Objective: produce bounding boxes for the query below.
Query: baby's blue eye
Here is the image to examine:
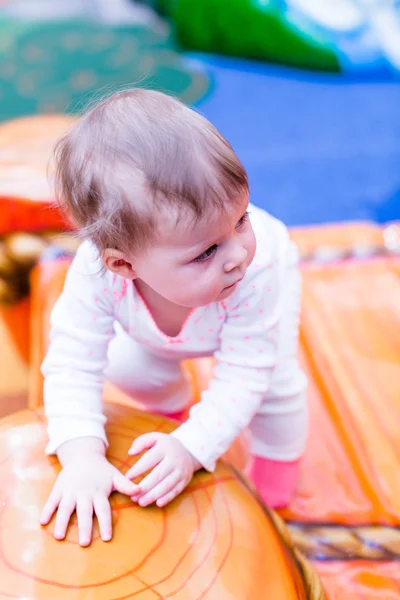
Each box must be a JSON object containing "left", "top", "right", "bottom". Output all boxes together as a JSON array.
[{"left": 195, "top": 244, "right": 218, "bottom": 263}]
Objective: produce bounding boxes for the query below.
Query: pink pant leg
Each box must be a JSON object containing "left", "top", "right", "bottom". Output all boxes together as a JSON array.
[{"left": 249, "top": 456, "right": 300, "bottom": 508}]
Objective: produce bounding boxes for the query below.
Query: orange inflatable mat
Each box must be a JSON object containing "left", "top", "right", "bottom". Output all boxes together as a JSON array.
[
  {"left": 281, "top": 255, "right": 400, "bottom": 598},
  {"left": 0, "top": 406, "right": 323, "bottom": 599}
]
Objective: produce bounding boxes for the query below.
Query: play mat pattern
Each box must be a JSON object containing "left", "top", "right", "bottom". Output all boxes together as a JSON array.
[{"left": 0, "top": 17, "right": 210, "bottom": 121}]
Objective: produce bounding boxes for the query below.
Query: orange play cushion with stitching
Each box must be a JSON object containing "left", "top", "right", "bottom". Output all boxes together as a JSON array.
[{"left": 0, "top": 405, "right": 318, "bottom": 599}]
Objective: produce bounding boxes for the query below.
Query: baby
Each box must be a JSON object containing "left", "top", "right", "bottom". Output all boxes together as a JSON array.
[{"left": 40, "top": 89, "right": 308, "bottom": 547}]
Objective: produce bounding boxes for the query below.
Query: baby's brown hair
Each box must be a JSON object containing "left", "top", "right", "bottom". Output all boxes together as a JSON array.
[{"left": 54, "top": 89, "right": 249, "bottom": 256}]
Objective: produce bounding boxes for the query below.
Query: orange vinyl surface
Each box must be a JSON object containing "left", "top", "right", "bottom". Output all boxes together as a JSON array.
[
  {"left": 0, "top": 406, "right": 312, "bottom": 599},
  {"left": 316, "top": 562, "right": 400, "bottom": 599},
  {"left": 280, "top": 256, "right": 400, "bottom": 599},
  {"left": 283, "top": 257, "right": 400, "bottom": 525}
]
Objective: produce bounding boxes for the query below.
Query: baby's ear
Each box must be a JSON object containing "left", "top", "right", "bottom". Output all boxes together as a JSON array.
[{"left": 102, "top": 248, "right": 137, "bottom": 279}]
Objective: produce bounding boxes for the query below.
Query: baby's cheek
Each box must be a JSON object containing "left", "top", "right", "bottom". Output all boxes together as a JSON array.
[
  {"left": 246, "top": 229, "right": 257, "bottom": 266},
  {"left": 197, "top": 279, "right": 221, "bottom": 305},
  {"left": 186, "top": 287, "right": 213, "bottom": 307},
  {"left": 161, "top": 266, "right": 219, "bottom": 307},
  {"left": 181, "top": 272, "right": 214, "bottom": 302},
  {"left": 166, "top": 279, "right": 200, "bottom": 306}
]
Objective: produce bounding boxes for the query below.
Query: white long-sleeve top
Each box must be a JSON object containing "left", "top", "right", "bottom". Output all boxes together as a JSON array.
[{"left": 42, "top": 205, "right": 292, "bottom": 471}]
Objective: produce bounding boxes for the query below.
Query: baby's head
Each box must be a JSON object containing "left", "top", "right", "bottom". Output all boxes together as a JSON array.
[{"left": 54, "top": 89, "right": 256, "bottom": 307}]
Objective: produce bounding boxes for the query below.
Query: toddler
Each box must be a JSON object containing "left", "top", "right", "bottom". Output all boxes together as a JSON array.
[{"left": 40, "top": 89, "right": 308, "bottom": 547}]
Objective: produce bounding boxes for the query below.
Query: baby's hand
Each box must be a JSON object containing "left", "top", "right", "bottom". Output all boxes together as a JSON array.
[
  {"left": 40, "top": 454, "right": 139, "bottom": 546},
  {"left": 126, "top": 433, "right": 201, "bottom": 508}
]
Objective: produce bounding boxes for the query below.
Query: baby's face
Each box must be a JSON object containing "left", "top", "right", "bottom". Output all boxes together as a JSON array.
[{"left": 132, "top": 193, "right": 256, "bottom": 308}]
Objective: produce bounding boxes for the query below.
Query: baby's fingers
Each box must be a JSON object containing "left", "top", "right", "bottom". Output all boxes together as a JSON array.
[
  {"left": 54, "top": 495, "right": 77, "bottom": 541},
  {"left": 93, "top": 494, "right": 112, "bottom": 542},
  {"left": 76, "top": 496, "right": 93, "bottom": 547},
  {"left": 156, "top": 481, "right": 186, "bottom": 508},
  {"left": 126, "top": 447, "right": 162, "bottom": 481},
  {"left": 112, "top": 469, "right": 140, "bottom": 497},
  {"left": 136, "top": 461, "right": 174, "bottom": 497},
  {"left": 138, "top": 471, "right": 180, "bottom": 507},
  {"left": 128, "top": 432, "right": 161, "bottom": 456},
  {"left": 40, "top": 488, "right": 61, "bottom": 526}
]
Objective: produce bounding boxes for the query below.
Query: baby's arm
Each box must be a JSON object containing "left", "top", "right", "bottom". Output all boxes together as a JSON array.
[
  {"left": 42, "top": 243, "right": 113, "bottom": 454},
  {"left": 40, "top": 242, "right": 138, "bottom": 544},
  {"left": 171, "top": 251, "right": 283, "bottom": 472}
]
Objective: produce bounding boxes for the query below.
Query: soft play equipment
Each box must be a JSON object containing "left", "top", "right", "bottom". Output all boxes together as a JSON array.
[
  {"left": 2, "top": 222, "right": 400, "bottom": 598},
  {"left": 2, "top": 108, "right": 400, "bottom": 597},
  {"left": 0, "top": 114, "right": 78, "bottom": 369},
  {"left": 159, "top": 0, "right": 400, "bottom": 74},
  {"left": 0, "top": 114, "right": 76, "bottom": 305},
  {"left": 0, "top": 408, "right": 322, "bottom": 598},
  {"left": 286, "top": 226, "right": 400, "bottom": 598},
  {"left": 0, "top": 114, "right": 73, "bottom": 235},
  {"left": 0, "top": 253, "right": 325, "bottom": 599}
]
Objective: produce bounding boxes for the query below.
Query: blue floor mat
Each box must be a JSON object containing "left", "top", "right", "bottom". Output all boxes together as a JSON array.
[{"left": 192, "top": 55, "right": 400, "bottom": 227}]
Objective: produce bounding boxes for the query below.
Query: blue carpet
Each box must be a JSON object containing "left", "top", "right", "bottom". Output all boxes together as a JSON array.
[{"left": 192, "top": 55, "right": 400, "bottom": 227}]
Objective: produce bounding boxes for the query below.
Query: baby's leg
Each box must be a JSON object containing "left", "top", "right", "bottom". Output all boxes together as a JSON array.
[
  {"left": 105, "top": 323, "right": 191, "bottom": 418},
  {"left": 249, "top": 245, "right": 308, "bottom": 508}
]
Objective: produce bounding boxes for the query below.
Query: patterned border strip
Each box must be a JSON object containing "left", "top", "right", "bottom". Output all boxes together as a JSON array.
[
  {"left": 288, "top": 523, "right": 400, "bottom": 561},
  {"left": 298, "top": 223, "right": 400, "bottom": 265}
]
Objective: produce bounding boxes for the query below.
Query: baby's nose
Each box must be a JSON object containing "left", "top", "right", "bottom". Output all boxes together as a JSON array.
[{"left": 224, "top": 244, "right": 247, "bottom": 273}]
